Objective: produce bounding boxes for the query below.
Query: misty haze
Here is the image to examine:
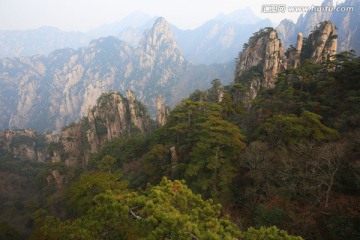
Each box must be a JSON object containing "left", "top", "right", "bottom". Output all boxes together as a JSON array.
[{"left": 0, "top": 0, "right": 359, "bottom": 239}]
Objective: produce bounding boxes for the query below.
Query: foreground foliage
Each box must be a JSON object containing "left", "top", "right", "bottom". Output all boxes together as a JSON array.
[{"left": 32, "top": 177, "right": 241, "bottom": 239}]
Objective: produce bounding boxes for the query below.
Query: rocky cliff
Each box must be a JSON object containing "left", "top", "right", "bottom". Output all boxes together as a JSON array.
[
  {"left": 54, "top": 91, "right": 153, "bottom": 166},
  {"left": 0, "top": 129, "right": 56, "bottom": 162},
  {"left": 234, "top": 21, "right": 337, "bottom": 105},
  {"left": 157, "top": 95, "right": 170, "bottom": 127},
  {"left": 131, "top": 17, "right": 187, "bottom": 108},
  {"left": 306, "top": 21, "right": 337, "bottom": 63},
  {"left": 234, "top": 27, "right": 286, "bottom": 103}
]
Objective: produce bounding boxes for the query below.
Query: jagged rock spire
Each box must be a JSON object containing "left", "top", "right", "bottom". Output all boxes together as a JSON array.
[{"left": 234, "top": 21, "right": 337, "bottom": 106}]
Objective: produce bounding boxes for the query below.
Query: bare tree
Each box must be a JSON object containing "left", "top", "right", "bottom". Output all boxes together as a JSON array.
[{"left": 312, "top": 142, "right": 345, "bottom": 207}]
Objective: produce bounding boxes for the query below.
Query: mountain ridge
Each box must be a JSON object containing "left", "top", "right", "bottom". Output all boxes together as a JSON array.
[
  {"left": 0, "top": 10, "right": 273, "bottom": 65},
  {"left": 0, "top": 17, "right": 233, "bottom": 132}
]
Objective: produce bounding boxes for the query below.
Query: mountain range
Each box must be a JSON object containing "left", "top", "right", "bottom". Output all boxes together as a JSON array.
[
  {"left": 0, "top": 17, "right": 233, "bottom": 132},
  {"left": 0, "top": 9, "right": 272, "bottom": 65},
  {"left": 1, "top": 0, "right": 358, "bottom": 66}
]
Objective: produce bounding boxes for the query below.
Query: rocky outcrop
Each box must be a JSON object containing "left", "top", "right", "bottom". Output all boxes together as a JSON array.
[
  {"left": 286, "top": 21, "right": 337, "bottom": 67},
  {"left": 0, "top": 129, "right": 54, "bottom": 162},
  {"left": 132, "top": 17, "right": 187, "bottom": 110},
  {"left": 157, "top": 96, "right": 169, "bottom": 127},
  {"left": 46, "top": 169, "right": 65, "bottom": 189},
  {"left": 234, "top": 21, "right": 337, "bottom": 105},
  {"left": 307, "top": 21, "right": 337, "bottom": 63},
  {"left": 54, "top": 91, "right": 153, "bottom": 166},
  {"left": 276, "top": 19, "right": 297, "bottom": 50},
  {"left": 276, "top": 0, "right": 334, "bottom": 49},
  {"left": 287, "top": 33, "right": 303, "bottom": 68},
  {"left": 136, "top": 17, "right": 185, "bottom": 69},
  {"left": 234, "top": 28, "right": 286, "bottom": 102}
]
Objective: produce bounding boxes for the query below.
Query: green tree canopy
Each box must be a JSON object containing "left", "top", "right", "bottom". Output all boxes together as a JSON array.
[{"left": 32, "top": 178, "right": 240, "bottom": 240}]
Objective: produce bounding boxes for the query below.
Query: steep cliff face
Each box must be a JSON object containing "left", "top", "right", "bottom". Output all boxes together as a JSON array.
[
  {"left": 136, "top": 17, "right": 185, "bottom": 69},
  {"left": 234, "top": 28, "right": 286, "bottom": 102},
  {"left": 53, "top": 91, "right": 153, "bottom": 166},
  {"left": 306, "top": 21, "right": 337, "bottom": 63},
  {"left": 287, "top": 33, "right": 303, "bottom": 68},
  {"left": 0, "top": 129, "right": 56, "bottom": 162},
  {"left": 0, "top": 55, "right": 47, "bottom": 130},
  {"left": 234, "top": 21, "right": 337, "bottom": 105},
  {"left": 157, "top": 95, "right": 170, "bottom": 127},
  {"left": 132, "top": 17, "right": 187, "bottom": 109}
]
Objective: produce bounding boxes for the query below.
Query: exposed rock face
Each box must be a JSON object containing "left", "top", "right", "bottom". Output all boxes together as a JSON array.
[
  {"left": 157, "top": 95, "right": 170, "bottom": 127},
  {"left": 263, "top": 31, "right": 284, "bottom": 88},
  {"left": 234, "top": 28, "right": 286, "bottom": 102},
  {"left": 287, "top": 33, "right": 303, "bottom": 68},
  {"left": 46, "top": 169, "right": 65, "bottom": 189},
  {"left": 136, "top": 17, "right": 185, "bottom": 69},
  {"left": 0, "top": 129, "right": 52, "bottom": 162},
  {"left": 131, "top": 17, "right": 187, "bottom": 110},
  {"left": 157, "top": 96, "right": 166, "bottom": 127},
  {"left": 277, "top": 0, "right": 334, "bottom": 49},
  {"left": 53, "top": 91, "right": 153, "bottom": 166},
  {"left": 307, "top": 21, "right": 337, "bottom": 63},
  {"left": 234, "top": 21, "right": 337, "bottom": 105},
  {"left": 277, "top": 0, "right": 359, "bottom": 54}
]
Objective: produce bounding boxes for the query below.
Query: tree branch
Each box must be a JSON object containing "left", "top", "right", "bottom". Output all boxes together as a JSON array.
[{"left": 129, "top": 209, "right": 142, "bottom": 220}]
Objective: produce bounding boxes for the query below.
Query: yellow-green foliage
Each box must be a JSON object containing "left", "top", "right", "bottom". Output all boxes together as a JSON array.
[{"left": 32, "top": 178, "right": 240, "bottom": 240}]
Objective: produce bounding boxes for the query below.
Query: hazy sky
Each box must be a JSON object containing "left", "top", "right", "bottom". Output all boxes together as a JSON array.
[{"left": 0, "top": 0, "right": 340, "bottom": 31}]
